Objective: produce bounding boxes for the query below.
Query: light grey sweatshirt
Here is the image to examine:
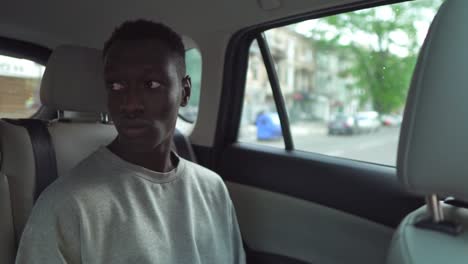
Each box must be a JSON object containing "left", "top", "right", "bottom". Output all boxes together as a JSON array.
[{"left": 16, "top": 147, "right": 246, "bottom": 264}]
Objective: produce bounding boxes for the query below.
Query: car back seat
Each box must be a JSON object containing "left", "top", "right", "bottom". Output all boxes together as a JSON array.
[
  {"left": 0, "top": 172, "right": 15, "bottom": 264},
  {"left": 0, "top": 45, "right": 196, "bottom": 264}
]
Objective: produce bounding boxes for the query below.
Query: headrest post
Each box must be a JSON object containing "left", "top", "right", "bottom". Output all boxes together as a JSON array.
[
  {"left": 57, "top": 110, "right": 65, "bottom": 121},
  {"left": 100, "top": 113, "right": 110, "bottom": 124},
  {"left": 426, "top": 194, "right": 444, "bottom": 223}
]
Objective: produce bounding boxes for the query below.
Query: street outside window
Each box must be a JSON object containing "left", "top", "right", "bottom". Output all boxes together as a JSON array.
[
  {"left": 238, "top": 0, "right": 444, "bottom": 166},
  {"left": 0, "top": 54, "right": 44, "bottom": 118}
]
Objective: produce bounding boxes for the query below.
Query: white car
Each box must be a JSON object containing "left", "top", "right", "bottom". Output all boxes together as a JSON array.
[{"left": 354, "top": 111, "right": 381, "bottom": 133}]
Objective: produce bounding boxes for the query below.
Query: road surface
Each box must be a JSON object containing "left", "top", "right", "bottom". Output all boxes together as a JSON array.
[{"left": 239, "top": 123, "right": 400, "bottom": 166}]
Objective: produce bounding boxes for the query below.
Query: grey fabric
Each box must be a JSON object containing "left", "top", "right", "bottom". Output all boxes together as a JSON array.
[
  {"left": 0, "top": 173, "right": 15, "bottom": 264},
  {"left": 0, "top": 121, "right": 36, "bottom": 242},
  {"left": 0, "top": 46, "right": 115, "bottom": 263},
  {"left": 40, "top": 45, "right": 108, "bottom": 113},
  {"left": 389, "top": 2, "right": 468, "bottom": 264},
  {"left": 48, "top": 122, "right": 116, "bottom": 177},
  {"left": 16, "top": 148, "right": 246, "bottom": 264},
  {"left": 0, "top": 120, "right": 116, "bottom": 248},
  {"left": 387, "top": 205, "right": 468, "bottom": 264},
  {"left": 397, "top": 0, "right": 468, "bottom": 201}
]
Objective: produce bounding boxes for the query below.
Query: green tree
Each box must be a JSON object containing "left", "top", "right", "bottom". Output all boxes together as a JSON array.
[{"left": 310, "top": 0, "right": 443, "bottom": 113}]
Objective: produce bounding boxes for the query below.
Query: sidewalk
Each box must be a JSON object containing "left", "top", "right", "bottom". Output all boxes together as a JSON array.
[
  {"left": 290, "top": 121, "right": 327, "bottom": 136},
  {"left": 239, "top": 121, "right": 327, "bottom": 142}
]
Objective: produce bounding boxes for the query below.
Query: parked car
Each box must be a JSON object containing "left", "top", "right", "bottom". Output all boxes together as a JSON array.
[
  {"left": 354, "top": 111, "right": 381, "bottom": 133},
  {"left": 381, "top": 114, "right": 403, "bottom": 127},
  {"left": 256, "top": 112, "right": 282, "bottom": 140},
  {"left": 328, "top": 114, "right": 357, "bottom": 135}
]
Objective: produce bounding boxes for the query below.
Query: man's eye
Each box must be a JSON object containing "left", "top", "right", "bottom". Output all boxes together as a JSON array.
[
  {"left": 146, "top": 81, "right": 162, "bottom": 89},
  {"left": 109, "top": 82, "right": 125, "bottom": 91}
]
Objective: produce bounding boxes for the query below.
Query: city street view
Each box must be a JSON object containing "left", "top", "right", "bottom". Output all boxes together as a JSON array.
[
  {"left": 240, "top": 122, "right": 400, "bottom": 166},
  {"left": 237, "top": 1, "right": 442, "bottom": 167}
]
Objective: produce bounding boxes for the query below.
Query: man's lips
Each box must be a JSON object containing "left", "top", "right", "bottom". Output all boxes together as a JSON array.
[
  {"left": 122, "top": 127, "right": 148, "bottom": 137},
  {"left": 118, "top": 120, "right": 151, "bottom": 137}
]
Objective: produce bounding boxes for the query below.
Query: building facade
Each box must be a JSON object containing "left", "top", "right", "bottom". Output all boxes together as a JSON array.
[{"left": 243, "top": 26, "right": 358, "bottom": 124}]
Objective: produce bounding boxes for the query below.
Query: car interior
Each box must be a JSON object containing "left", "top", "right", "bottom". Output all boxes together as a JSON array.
[{"left": 1, "top": 0, "right": 467, "bottom": 263}]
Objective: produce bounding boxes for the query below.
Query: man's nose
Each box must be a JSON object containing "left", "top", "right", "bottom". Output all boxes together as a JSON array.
[{"left": 120, "top": 87, "right": 145, "bottom": 115}]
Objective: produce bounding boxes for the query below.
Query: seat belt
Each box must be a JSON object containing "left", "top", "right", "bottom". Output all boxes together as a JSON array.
[{"left": 3, "top": 119, "right": 58, "bottom": 202}]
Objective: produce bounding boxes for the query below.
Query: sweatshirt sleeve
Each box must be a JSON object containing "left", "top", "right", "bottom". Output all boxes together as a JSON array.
[
  {"left": 15, "top": 191, "right": 81, "bottom": 264},
  {"left": 229, "top": 201, "right": 246, "bottom": 264}
]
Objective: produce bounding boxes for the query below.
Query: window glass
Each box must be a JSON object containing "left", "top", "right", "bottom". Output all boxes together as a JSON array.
[
  {"left": 178, "top": 48, "right": 202, "bottom": 123},
  {"left": 239, "top": 0, "right": 444, "bottom": 165},
  {"left": 238, "top": 40, "right": 285, "bottom": 148},
  {"left": 0, "top": 55, "right": 45, "bottom": 118}
]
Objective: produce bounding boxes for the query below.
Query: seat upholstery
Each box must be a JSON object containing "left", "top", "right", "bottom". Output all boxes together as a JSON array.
[
  {"left": 0, "top": 172, "right": 15, "bottom": 264},
  {"left": 0, "top": 45, "right": 116, "bottom": 264},
  {"left": 49, "top": 122, "right": 117, "bottom": 177},
  {"left": 397, "top": 0, "right": 468, "bottom": 201},
  {"left": 40, "top": 45, "right": 108, "bottom": 113},
  {"left": 388, "top": 206, "right": 468, "bottom": 264},
  {"left": 388, "top": 1, "right": 468, "bottom": 263},
  {"left": 0, "top": 120, "right": 37, "bottom": 251}
]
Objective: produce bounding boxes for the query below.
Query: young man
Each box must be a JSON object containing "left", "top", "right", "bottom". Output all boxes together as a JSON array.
[{"left": 16, "top": 20, "right": 246, "bottom": 264}]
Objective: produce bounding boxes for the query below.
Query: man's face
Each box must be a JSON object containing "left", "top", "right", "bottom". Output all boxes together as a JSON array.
[{"left": 104, "top": 39, "right": 190, "bottom": 152}]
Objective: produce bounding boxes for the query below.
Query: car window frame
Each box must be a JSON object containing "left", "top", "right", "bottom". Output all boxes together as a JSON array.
[{"left": 214, "top": 0, "right": 410, "bottom": 168}]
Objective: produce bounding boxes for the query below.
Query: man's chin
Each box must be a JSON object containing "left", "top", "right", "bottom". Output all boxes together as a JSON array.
[{"left": 118, "top": 137, "right": 158, "bottom": 153}]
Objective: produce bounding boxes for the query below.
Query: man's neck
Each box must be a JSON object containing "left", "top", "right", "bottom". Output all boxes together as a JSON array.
[{"left": 107, "top": 139, "right": 174, "bottom": 173}]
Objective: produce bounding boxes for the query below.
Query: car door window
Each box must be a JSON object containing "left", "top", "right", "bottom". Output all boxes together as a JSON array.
[
  {"left": 239, "top": 40, "right": 285, "bottom": 148},
  {"left": 239, "top": 0, "right": 444, "bottom": 166}
]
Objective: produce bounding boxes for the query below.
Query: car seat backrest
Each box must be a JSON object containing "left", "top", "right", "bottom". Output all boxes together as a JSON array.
[
  {"left": 0, "top": 172, "right": 15, "bottom": 264},
  {"left": 388, "top": 1, "right": 468, "bottom": 263}
]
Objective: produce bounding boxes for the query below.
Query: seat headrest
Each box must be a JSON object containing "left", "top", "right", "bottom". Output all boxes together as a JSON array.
[
  {"left": 398, "top": 0, "right": 468, "bottom": 201},
  {"left": 40, "top": 45, "right": 108, "bottom": 113}
]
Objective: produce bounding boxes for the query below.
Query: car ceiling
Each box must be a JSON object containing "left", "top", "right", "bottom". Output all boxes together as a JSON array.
[{"left": 0, "top": 0, "right": 376, "bottom": 50}]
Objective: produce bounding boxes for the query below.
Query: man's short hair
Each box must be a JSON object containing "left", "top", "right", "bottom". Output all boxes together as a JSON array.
[{"left": 103, "top": 19, "right": 186, "bottom": 75}]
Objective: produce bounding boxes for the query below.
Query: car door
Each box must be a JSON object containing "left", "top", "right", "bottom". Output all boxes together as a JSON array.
[{"left": 192, "top": 1, "right": 444, "bottom": 263}]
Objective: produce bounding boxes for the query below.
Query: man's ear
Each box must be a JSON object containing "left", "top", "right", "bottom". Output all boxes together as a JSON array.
[{"left": 180, "top": 75, "right": 192, "bottom": 107}]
